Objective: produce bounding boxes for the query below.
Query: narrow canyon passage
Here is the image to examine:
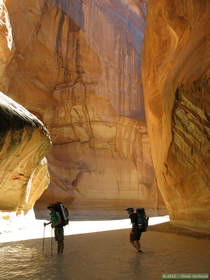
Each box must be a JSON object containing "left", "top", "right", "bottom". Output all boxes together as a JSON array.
[
  {"left": 0, "top": 0, "right": 209, "bottom": 279},
  {"left": 0, "top": 228, "right": 210, "bottom": 280}
]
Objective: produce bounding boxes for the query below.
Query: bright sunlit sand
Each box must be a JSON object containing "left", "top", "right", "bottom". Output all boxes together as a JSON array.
[{"left": 0, "top": 210, "right": 169, "bottom": 243}]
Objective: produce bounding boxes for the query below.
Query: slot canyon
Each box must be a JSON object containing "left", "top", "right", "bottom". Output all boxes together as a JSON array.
[{"left": 0, "top": 0, "right": 209, "bottom": 279}]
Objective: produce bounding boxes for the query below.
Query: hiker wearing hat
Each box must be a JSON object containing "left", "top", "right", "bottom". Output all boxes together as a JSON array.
[
  {"left": 44, "top": 204, "right": 64, "bottom": 255},
  {"left": 126, "top": 208, "right": 143, "bottom": 253}
]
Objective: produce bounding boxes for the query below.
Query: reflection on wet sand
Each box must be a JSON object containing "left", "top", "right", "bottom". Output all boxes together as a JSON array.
[{"left": 0, "top": 226, "right": 210, "bottom": 280}]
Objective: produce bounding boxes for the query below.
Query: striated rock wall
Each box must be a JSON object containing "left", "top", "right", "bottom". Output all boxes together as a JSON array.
[
  {"left": 0, "top": 1, "right": 13, "bottom": 92},
  {"left": 142, "top": 0, "right": 210, "bottom": 231},
  {"left": 24, "top": 158, "right": 50, "bottom": 212},
  {"left": 0, "top": 0, "right": 165, "bottom": 215},
  {"left": 3, "top": 0, "right": 146, "bottom": 119},
  {"left": 0, "top": 93, "right": 51, "bottom": 213}
]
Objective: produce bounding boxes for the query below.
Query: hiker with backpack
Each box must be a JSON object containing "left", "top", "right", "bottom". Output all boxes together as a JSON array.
[
  {"left": 44, "top": 202, "right": 69, "bottom": 255},
  {"left": 126, "top": 207, "right": 149, "bottom": 253}
]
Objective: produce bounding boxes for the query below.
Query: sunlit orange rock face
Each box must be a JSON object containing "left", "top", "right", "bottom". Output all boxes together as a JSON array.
[
  {"left": 0, "top": 93, "right": 51, "bottom": 213},
  {"left": 142, "top": 0, "right": 210, "bottom": 232},
  {"left": 0, "top": 0, "right": 166, "bottom": 216}
]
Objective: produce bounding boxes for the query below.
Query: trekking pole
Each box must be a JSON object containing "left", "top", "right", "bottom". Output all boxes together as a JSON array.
[
  {"left": 51, "top": 227, "right": 53, "bottom": 256},
  {"left": 42, "top": 224, "right": 45, "bottom": 253}
]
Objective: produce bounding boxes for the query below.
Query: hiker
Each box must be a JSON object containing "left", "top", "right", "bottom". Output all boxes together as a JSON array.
[
  {"left": 44, "top": 204, "right": 64, "bottom": 255},
  {"left": 126, "top": 207, "right": 143, "bottom": 253}
]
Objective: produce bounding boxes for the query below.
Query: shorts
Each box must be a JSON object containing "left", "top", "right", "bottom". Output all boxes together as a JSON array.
[
  {"left": 55, "top": 226, "right": 64, "bottom": 242},
  {"left": 130, "top": 229, "right": 142, "bottom": 241}
]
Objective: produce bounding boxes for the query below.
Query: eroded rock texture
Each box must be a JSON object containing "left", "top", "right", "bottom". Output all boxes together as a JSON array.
[
  {"left": 0, "top": 93, "right": 51, "bottom": 213},
  {"left": 0, "top": 0, "right": 165, "bottom": 215},
  {"left": 142, "top": 0, "right": 210, "bottom": 231},
  {"left": 0, "top": 1, "right": 13, "bottom": 91}
]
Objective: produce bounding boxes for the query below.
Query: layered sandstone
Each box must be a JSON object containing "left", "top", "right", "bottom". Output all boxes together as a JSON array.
[
  {"left": 0, "top": 1, "right": 13, "bottom": 92},
  {"left": 142, "top": 0, "right": 210, "bottom": 232},
  {"left": 0, "top": 93, "right": 51, "bottom": 213},
  {"left": 0, "top": 0, "right": 165, "bottom": 215}
]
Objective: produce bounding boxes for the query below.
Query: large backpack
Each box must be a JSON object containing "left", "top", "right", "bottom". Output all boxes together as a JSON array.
[
  {"left": 54, "top": 202, "right": 70, "bottom": 226},
  {"left": 136, "top": 208, "right": 149, "bottom": 232}
]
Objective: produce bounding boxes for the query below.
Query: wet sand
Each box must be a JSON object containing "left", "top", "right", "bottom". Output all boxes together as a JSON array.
[{"left": 0, "top": 229, "right": 210, "bottom": 280}]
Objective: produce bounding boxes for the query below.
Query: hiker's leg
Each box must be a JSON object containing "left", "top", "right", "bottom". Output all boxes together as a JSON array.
[
  {"left": 60, "top": 240, "right": 64, "bottom": 254},
  {"left": 57, "top": 240, "right": 64, "bottom": 254},
  {"left": 56, "top": 226, "right": 64, "bottom": 254},
  {"left": 57, "top": 241, "right": 62, "bottom": 254},
  {"left": 138, "top": 240, "right": 141, "bottom": 250},
  {"left": 130, "top": 240, "right": 135, "bottom": 248},
  {"left": 60, "top": 227, "right": 64, "bottom": 254},
  {"left": 137, "top": 232, "right": 143, "bottom": 252},
  {"left": 57, "top": 241, "right": 60, "bottom": 254},
  {"left": 132, "top": 229, "right": 139, "bottom": 250},
  {"left": 138, "top": 232, "right": 142, "bottom": 251},
  {"left": 133, "top": 241, "right": 140, "bottom": 251},
  {"left": 130, "top": 231, "right": 135, "bottom": 248},
  {"left": 133, "top": 230, "right": 142, "bottom": 251},
  {"left": 55, "top": 227, "right": 59, "bottom": 254}
]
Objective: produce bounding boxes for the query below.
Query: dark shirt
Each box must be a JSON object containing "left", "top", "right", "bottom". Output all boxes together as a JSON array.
[{"left": 129, "top": 213, "right": 138, "bottom": 229}]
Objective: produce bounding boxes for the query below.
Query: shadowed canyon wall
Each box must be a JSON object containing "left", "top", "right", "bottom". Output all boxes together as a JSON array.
[
  {"left": 142, "top": 0, "right": 210, "bottom": 232},
  {"left": 0, "top": 92, "right": 51, "bottom": 213},
  {"left": 0, "top": 0, "right": 166, "bottom": 216}
]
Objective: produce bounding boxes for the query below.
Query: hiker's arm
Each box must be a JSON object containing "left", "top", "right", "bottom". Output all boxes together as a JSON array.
[{"left": 44, "top": 222, "right": 51, "bottom": 226}]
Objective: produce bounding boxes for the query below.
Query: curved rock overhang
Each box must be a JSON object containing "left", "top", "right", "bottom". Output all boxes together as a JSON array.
[{"left": 0, "top": 92, "right": 51, "bottom": 213}]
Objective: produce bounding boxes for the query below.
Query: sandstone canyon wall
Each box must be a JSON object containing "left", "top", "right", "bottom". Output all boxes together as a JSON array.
[
  {"left": 142, "top": 0, "right": 210, "bottom": 232},
  {"left": 0, "top": 0, "right": 165, "bottom": 216},
  {"left": 0, "top": 92, "right": 51, "bottom": 213}
]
